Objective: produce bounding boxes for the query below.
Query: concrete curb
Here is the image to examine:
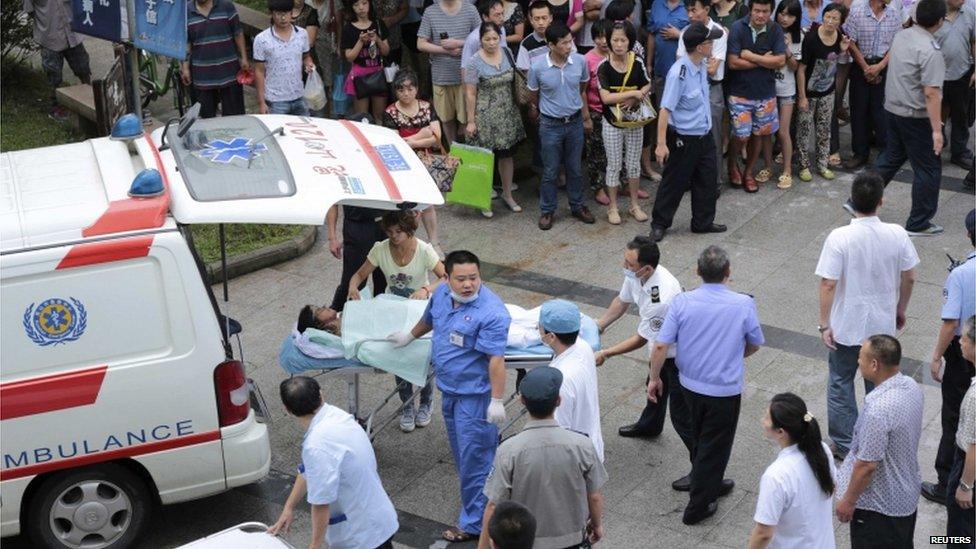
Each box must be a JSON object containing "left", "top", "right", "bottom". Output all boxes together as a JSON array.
[{"left": 205, "top": 226, "right": 317, "bottom": 284}]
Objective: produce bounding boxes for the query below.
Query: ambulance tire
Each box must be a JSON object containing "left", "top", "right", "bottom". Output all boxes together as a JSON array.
[{"left": 26, "top": 463, "right": 150, "bottom": 549}]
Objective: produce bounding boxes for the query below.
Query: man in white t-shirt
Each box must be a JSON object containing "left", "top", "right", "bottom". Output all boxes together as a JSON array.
[
  {"left": 815, "top": 171, "right": 919, "bottom": 460},
  {"left": 271, "top": 376, "right": 399, "bottom": 549},
  {"left": 539, "top": 299, "right": 605, "bottom": 461}
]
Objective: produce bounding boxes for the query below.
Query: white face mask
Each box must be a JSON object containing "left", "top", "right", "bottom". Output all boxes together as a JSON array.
[
  {"left": 451, "top": 290, "right": 479, "bottom": 304},
  {"left": 622, "top": 268, "right": 639, "bottom": 280}
]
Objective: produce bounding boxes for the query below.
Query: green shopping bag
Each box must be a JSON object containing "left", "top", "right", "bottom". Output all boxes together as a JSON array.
[{"left": 445, "top": 143, "right": 494, "bottom": 211}]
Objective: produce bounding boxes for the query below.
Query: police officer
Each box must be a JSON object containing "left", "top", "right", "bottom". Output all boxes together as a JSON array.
[
  {"left": 649, "top": 22, "right": 727, "bottom": 243},
  {"left": 479, "top": 367, "right": 608, "bottom": 549},
  {"left": 388, "top": 250, "right": 511, "bottom": 543},
  {"left": 922, "top": 209, "right": 976, "bottom": 504}
]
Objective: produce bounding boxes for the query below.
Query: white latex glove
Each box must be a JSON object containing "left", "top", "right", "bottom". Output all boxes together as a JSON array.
[
  {"left": 487, "top": 398, "right": 507, "bottom": 426},
  {"left": 387, "top": 331, "right": 415, "bottom": 348}
]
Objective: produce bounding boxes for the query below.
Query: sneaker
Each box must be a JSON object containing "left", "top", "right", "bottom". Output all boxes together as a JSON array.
[
  {"left": 819, "top": 169, "right": 836, "bottom": 180},
  {"left": 415, "top": 404, "right": 432, "bottom": 427},
  {"left": 400, "top": 408, "right": 416, "bottom": 432},
  {"left": 48, "top": 105, "right": 70, "bottom": 122},
  {"left": 798, "top": 168, "right": 813, "bottom": 182},
  {"left": 607, "top": 207, "right": 621, "bottom": 225},
  {"left": 907, "top": 224, "right": 944, "bottom": 236},
  {"left": 842, "top": 199, "right": 855, "bottom": 217},
  {"left": 481, "top": 209, "right": 494, "bottom": 218}
]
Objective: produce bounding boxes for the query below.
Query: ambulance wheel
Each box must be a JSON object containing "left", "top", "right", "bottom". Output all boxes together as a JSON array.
[{"left": 26, "top": 463, "right": 150, "bottom": 549}]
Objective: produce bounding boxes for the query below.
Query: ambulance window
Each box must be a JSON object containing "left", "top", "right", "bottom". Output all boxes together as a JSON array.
[{"left": 167, "top": 115, "right": 296, "bottom": 202}]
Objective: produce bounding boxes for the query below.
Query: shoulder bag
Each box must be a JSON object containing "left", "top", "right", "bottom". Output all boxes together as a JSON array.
[{"left": 609, "top": 51, "right": 657, "bottom": 129}]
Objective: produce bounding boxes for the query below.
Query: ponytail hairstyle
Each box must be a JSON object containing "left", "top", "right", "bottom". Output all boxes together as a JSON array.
[{"left": 769, "top": 392, "right": 834, "bottom": 496}]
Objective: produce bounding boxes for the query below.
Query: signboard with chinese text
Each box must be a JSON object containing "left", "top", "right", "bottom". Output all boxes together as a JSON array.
[
  {"left": 93, "top": 49, "right": 131, "bottom": 136},
  {"left": 71, "top": 0, "right": 127, "bottom": 42},
  {"left": 133, "top": 0, "right": 187, "bottom": 59}
]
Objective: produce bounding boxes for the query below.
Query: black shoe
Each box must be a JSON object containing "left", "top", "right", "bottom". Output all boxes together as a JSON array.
[
  {"left": 682, "top": 501, "right": 718, "bottom": 525},
  {"left": 651, "top": 226, "right": 666, "bottom": 242},
  {"left": 618, "top": 423, "right": 658, "bottom": 438},
  {"left": 538, "top": 213, "right": 553, "bottom": 231},
  {"left": 966, "top": 169, "right": 975, "bottom": 188},
  {"left": 692, "top": 223, "right": 727, "bottom": 234},
  {"left": 718, "top": 479, "right": 735, "bottom": 497},
  {"left": 921, "top": 481, "right": 947, "bottom": 505},
  {"left": 951, "top": 153, "right": 974, "bottom": 170},
  {"left": 571, "top": 206, "right": 596, "bottom": 224},
  {"left": 844, "top": 155, "right": 867, "bottom": 170},
  {"left": 671, "top": 474, "right": 691, "bottom": 491}
]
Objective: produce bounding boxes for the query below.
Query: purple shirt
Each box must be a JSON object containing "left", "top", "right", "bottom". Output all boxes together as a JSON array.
[{"left": 656, "top": 283, "right": 764, "bottom": 397}]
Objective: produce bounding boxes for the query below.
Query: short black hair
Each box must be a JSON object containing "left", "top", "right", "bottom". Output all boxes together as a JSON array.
[
  {"left": 866, "top": 334, "right": 901, "bottom": 368},
  {"left": 751, "top": 0, "right": 774, "bottom": 8},
  {"left": 297, "top": 305, "right": 316, "bottom": 334},
  {"left": 524, "top": 395, "right": 559, "bottom": 418},
  {"left": 697, "top": 245, "right": 730, "bottom": 283},
  {"left": 268, "top": 0, "right": 292, "bottom": 11},
  {"left": 821, "top": 2, "right": 848, "bottom": 23},
  {"left": 850, "top": 171, "right": 884, "bottom": 214},
  {"left": 604, "top": 0, "right": 635, "bottom": 21},
  {"left": 480, "top": 21, "right": 502, "bottom": 39},
  {"left": 590, "top": 18, "right": 608, "bottom": 40},
  {"left": 543, "top": 329, "right": 580, "bottom": 346},
  {"left": 607, "top": 19, "right": 637, "bottom": 50},
  {"left": 626, "top": 235, "right": 661, "bottom": 268},
  {"left": 684, "top": 0, "right": 709, "bottom": 10},
  {"left": 280, "top": 376, "right": 322, "bottom": 416},
  {"left": 444, "top": 250, "right": 480, "bottom": 275},
  {"left": 488, "top": 501, "right": 537, "bottom": 549},
  {"left": 914, "top": 0, "right": 946, "bottom": 27},
  {"left": 545, "top": 21, "right": 572, "bottom": 43},
  {"left": 528, "top": 0, "right": 552, "bottom": 16},
  {"left": 478, "top": 0, "right": 503, "bottom": 17}
]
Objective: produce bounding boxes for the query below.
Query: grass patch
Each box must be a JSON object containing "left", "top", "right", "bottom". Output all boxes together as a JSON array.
[
  {"left": 190, "top": 223, "right": 308, "bottom": 264},
  {"left": 1, "top": 65, "right": 84, "bottom": 152}
]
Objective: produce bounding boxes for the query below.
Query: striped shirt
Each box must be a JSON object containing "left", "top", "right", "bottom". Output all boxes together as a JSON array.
[
  {"left": 187, "top": 0, "right": 243, "bottom": 89},
  {"left": 418, "top": 0, "right": 481, "bottom": 85},
  {"left": 844, "top": 1, "right": 901, "bottom": 59}
]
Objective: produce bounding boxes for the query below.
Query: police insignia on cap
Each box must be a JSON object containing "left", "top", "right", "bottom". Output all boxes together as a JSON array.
[{"left": 651, "top": 286, "right": 661, "bottom": 303}]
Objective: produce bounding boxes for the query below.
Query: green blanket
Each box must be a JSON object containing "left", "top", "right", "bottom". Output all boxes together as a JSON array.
[{"left": 339, "top": 294, "right": 432, "bottom": 387}]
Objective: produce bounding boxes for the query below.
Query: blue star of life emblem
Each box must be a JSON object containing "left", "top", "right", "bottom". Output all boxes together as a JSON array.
[{"left": 198, "top": 137, "right": 268, "bottom": 164}]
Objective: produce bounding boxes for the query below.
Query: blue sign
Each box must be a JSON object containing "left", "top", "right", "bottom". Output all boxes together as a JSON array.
[
  {"left": 71, "top": 0, "right": 125, "bottom": 43},
  {"left": 375, "top": 144, "right": 411, "bottom": 172},
  {"left": 198, "top": 138, "right": 268, "bottom": 164},
  {"left": 23, "top": 298, "right": 88, "bottom": 347},
  {"left": 133, "top": 0, "right": 187, "bottom": 59}
]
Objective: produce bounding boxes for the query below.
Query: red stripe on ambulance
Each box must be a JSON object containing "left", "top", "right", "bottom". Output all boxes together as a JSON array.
[
  {"left": 56, "top": 235, "right": 154, "bottom": 270},
  {"left": 339, "top": 120, "right": 403, "bottom": 202},
  {"left": 0, "top": 365, "right": 108, "bottom": 421}
]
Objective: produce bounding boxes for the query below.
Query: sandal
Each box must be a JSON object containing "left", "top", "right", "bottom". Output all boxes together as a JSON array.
[
  {"left": 774, "top": 152, "right": 783, "bottom": 165},
  {"left": 637, "top": 188, "right": 650, "bottom": 199},
  {"left": 629, "top": 204, "right": 648, "bottom": 222},
  {"left": 641, "top": 168, "right": 662, "bottom": 182},
  {"left": 828, "top": 153, "right": 841, "bottom": 167},
  {"left": 777, "top": 173, "right": 793, "bottom": 189},
  {"left": 594, "top": 189, "right": 611, "bottom": 206},
  {"left": 443, "top": 527, "right": 477, "bottom": 543},
  {"left": 755, "top": 169, "right": 772, "bottom": 183},
  {"left": 729, "top": 165, "right": 742, "bottom": 186},
  {"left": 502, "top": 196, "right": 522, "bottom": 212}
]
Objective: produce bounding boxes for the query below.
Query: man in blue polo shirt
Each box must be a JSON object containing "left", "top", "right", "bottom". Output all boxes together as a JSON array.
[
  {"left": 646, "top": 0, "right": 688, "bottom": 102},
  {"left": 650, "top": 22, "right": 727, "bottom": 243},
  {"left": 388, "top": 250, "right": 511, "bottom": 543},
  {"left": 647, "top": 245, "right": 764, "bottom": 525},
  {"left": 527, "top": 21, "right": 596, "bottom": 231}
]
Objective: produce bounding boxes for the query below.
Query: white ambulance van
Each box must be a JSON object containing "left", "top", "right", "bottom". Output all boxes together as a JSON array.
[{"left": 0, "top": 110, "right": 443, "bottom": 548}]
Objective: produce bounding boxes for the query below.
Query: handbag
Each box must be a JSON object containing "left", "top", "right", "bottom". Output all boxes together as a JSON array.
[
  {"left": 353, "top": 69, "right": 387, "bottom": 99},
  {"left": 609, "top": 52, "right": 657, "bottom": 129},
  {"left": 417, "top": 123, "right": 461, "bottom": 193},
  {"left": 502, "top": 47, "right": 532, "bottom": 106}
]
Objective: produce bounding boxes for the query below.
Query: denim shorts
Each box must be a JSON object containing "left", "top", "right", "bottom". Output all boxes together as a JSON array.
[
  {"left": 728, "top": 95, "right": 779, "bottom": 138},
  {"left": 266, "top": 97, "right": 309, "bottom": 116},
  {"left": 777, "top": 95, "right": 796, "bottom": 107}
]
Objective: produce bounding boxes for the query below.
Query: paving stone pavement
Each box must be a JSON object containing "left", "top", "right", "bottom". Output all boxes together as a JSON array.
[{"left": 9, "top": 32, "right": 975, "bottom": 549}]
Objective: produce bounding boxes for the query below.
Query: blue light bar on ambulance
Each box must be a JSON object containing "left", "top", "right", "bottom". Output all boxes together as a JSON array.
[
  {"left": 128, "top": 169, "right": 165, "bottom": 198},
  {"left": 110, "top": 113, "right": 143, "bottom": 141}
]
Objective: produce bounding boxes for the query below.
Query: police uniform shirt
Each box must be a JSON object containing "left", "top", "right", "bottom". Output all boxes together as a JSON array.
[
  {"left": 550, "top": 340, "right": 605, "bottom": 462},
  {"left": 422, "top": 283, "right": 511, "bottom": 395},
  {"left": 302, "top": 403, "right": 399, "bottom": 549},
  {"left": 484, "top": 420, "right": 608, "bottom": 549},
  {"left": 883, "top": 25, "right": 946, "bottom": 119},
  {"left": 617, "top": 264, "right": 683, "bottom": 359},
  {"left": 659, "top": 55, "right": 712, "bottom": 136},
  {"left": 943, "top": 251, "right": 976, "bottom": 337}
]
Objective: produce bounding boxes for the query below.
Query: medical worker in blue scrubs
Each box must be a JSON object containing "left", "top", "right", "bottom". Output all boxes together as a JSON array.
[{"left": 388, "top": 249, "right": 511, "bottom": 543}]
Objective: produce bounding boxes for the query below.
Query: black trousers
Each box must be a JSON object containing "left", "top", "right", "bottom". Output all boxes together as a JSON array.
[
  {"left": 329, "top": 219, "right": 387, "bottom": 311},
  {"left": 849, "top": 64, "right": 888, "bottom": 159},
  {"left": 874, "top": 111, "right": 943, "bottom": 232},
  {"left": 195, "top": 83, "right": 246, "bottom": 119},
  {"left": 631, "top": 359, "right": 694, "bottom": 455},
  {"left": 683, "top": 387, "right": 740, "bottom": 517},
  {"left": 947, "top": 446, "right": 976, "bottom": 546},
  {"left": 944, "top": 71, "right": 975, "bottom": 159},
  {"left": 651, "top": 128, "right": 718, "bottom": 232},
  {"left": 850, "top": 509, "right": 916, "bottom": 549},
  {"left": 374, "top": 535, "right": 395, "bottom": 549},
  {"left": 936, "top": 337, "right": 976, "bottom": 487}
]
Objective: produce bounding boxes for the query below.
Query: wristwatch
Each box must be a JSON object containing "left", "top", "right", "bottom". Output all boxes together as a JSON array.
[
  {"left": 817, "top": 325, "right": 830, "bottom": 333},
  {"left": 961, "top": 480, "right": 973, "bottom": 492}
]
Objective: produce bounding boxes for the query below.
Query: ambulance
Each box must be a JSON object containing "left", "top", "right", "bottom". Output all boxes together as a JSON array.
[{"left": 0, "top": 108, "right": 443, "bottom": 548}]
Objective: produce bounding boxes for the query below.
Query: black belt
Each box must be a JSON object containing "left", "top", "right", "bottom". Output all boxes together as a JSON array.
[
  {"left": 540, "top": 110, "right": 581, "bottom": 123},
  {"left": 709, "top": 80, "right": 721, "bottom": 86},
  {"left": 864, "top": 56, "right": 885, "bottom": 65},
  {"left": 672, "top": 130, "right": 710, "bottom": 140}
]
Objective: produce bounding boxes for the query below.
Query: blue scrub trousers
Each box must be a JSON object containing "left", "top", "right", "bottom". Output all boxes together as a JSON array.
[{"left": 441, "top": 392, "right": 498, "bottom": 534}]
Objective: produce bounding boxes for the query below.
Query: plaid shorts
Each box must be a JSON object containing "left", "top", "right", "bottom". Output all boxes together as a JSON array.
[{"left": 728, "top": 95, "right": 779, "bottom": 138}]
